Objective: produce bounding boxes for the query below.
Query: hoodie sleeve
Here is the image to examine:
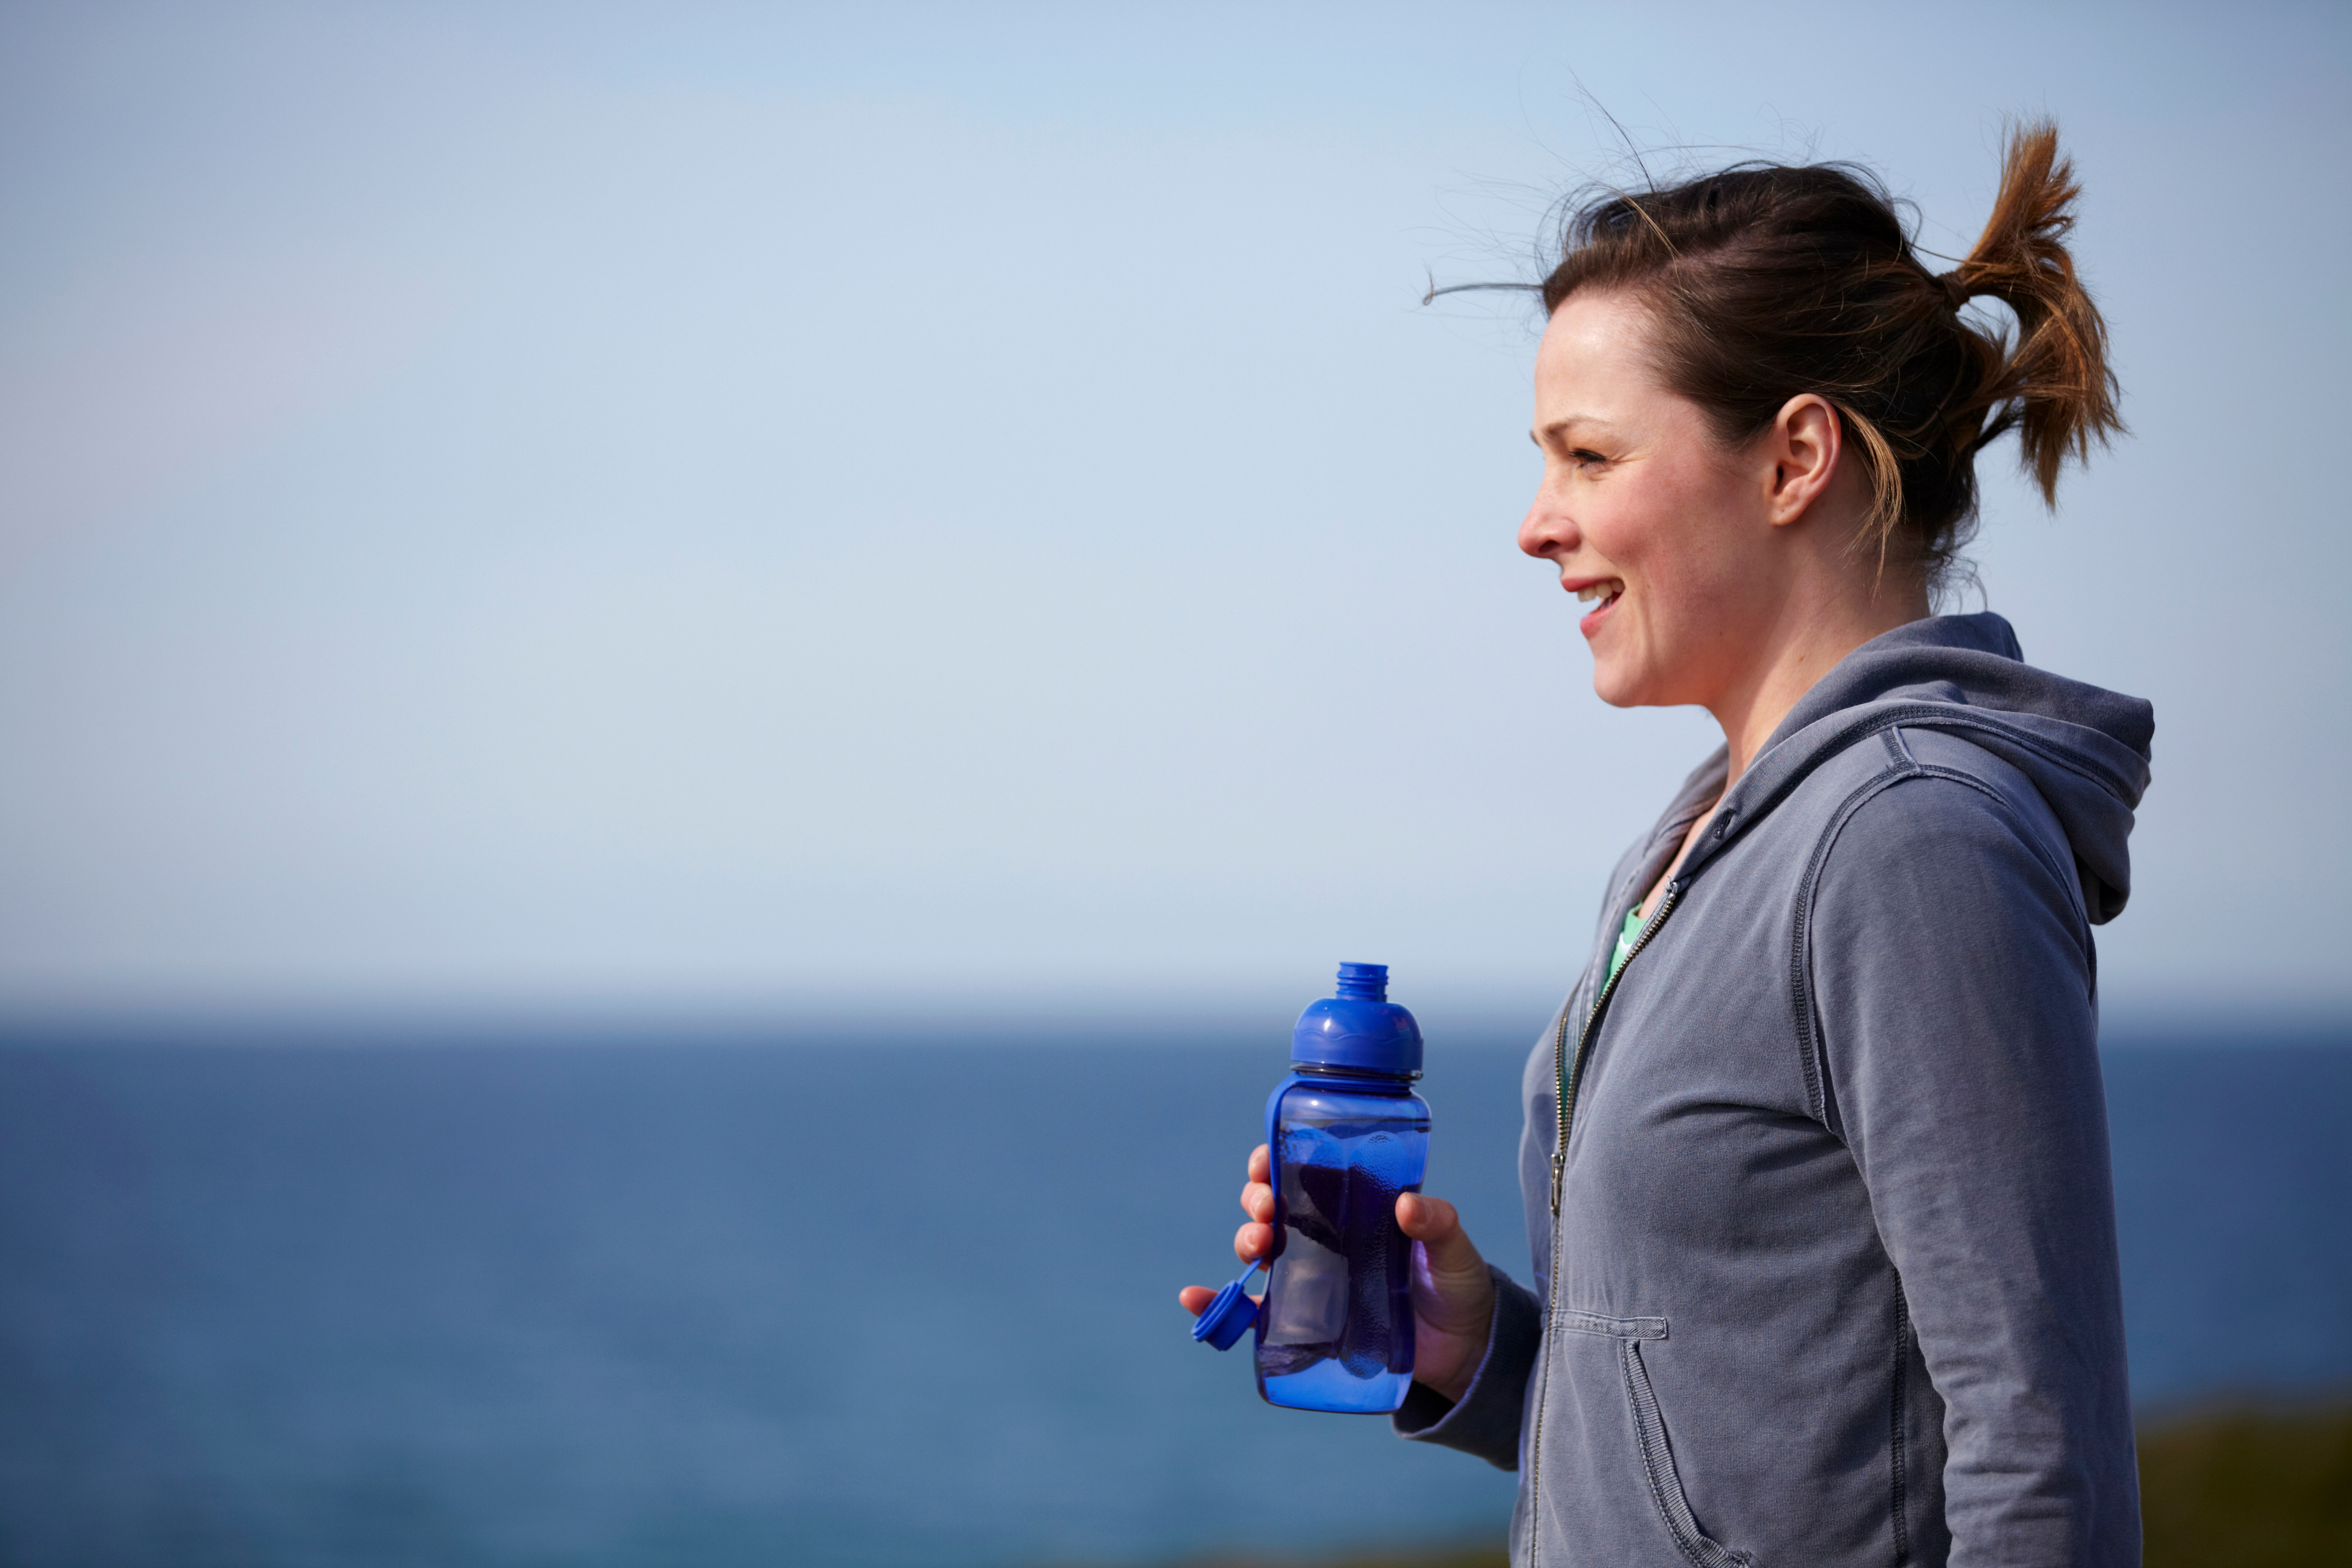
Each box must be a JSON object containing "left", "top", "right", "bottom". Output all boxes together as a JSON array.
[
  {"left": 1808, "top": 767, "right": 2140, "bottom": 1568},
  {"left": 1390, "top": 1263, "right": 1543, "bottom": 1469}
]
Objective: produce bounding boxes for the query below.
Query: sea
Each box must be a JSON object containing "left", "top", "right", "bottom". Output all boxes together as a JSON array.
[{"left": 1, "top": 1022, "right": 2347, "bottom": 1567}]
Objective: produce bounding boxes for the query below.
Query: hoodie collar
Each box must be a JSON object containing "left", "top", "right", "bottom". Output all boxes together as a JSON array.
[{"left": 1670, "top": 613, "right": 2154, "bottom": 923}]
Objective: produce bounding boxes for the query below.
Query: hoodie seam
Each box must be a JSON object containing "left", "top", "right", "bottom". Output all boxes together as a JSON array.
[
  {"left": 1794, "top": 763, "right": 1988, "bottom": 1568},
  {"left": 1906, "top": 763, "right": 2096, "bottom": 942},
  {"left": 1889, "top": 1270, "right": 1914, "bottom": 1568},
  {"left": 1791, "top": 763, "right": 1917, "bottom": 1128},
  {"left": 1859, "top": 705, "right": 2141, "bottom": 800}
]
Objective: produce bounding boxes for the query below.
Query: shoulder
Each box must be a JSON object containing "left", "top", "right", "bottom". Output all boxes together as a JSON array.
[{"left": 1811, "top": 726, "right": 2090, "bottom": 939}]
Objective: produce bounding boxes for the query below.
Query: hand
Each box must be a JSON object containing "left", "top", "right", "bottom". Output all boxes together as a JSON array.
[{"left": 1177, "top": 1145, "right": 1496, "bottom": 1405}]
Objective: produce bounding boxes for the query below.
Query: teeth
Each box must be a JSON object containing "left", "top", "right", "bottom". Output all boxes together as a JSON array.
[{"left": 1575, "top": 580, "right": 1623, "bottom": 605}]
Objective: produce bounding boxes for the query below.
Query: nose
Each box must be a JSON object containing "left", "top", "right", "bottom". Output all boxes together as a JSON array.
[{"left": 1519, "top": 478, "right": 1577, "bottom": 561}]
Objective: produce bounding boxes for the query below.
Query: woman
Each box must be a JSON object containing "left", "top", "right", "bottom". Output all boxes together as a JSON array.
[{"left": 1183, "top": 123, "right": 2151, "bottom": 1567}]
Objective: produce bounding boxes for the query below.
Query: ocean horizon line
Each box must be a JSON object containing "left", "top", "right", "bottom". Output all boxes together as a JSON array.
[{"left": 1, "top": 995, "right": 2346, "bottom": 1050}]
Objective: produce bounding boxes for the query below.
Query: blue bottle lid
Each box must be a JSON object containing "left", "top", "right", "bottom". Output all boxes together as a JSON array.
[
  {"left": 1290, "top": 962, "right": 1422, "bottom": 1076},
  {"left": 1189, "top": 1260, "right": 1266, "bottom": 1351}
]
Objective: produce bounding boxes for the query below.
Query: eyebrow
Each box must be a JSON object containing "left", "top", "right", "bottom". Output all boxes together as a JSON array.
[{"left": 1532, "top": 416, "right": 1616, "bottom": 446}]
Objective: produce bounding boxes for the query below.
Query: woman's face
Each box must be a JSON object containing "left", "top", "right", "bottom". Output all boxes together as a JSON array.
[{"left": 1518, "top": 289, "right": 1782, "bottom": 711}]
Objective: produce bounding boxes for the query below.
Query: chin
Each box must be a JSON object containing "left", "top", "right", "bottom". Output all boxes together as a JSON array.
[
  {"left": 1590, "top": 667, "right": 1644, "bottom": 709},
  {"left": 1586, "top": 624, "right": 1648, "bottom": 707},
  {"left": 1590, "top": 654, "right": 1677, "bottom": 710}
]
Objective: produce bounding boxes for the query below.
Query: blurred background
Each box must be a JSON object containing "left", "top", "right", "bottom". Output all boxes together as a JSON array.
[{"left": 1, "top": 3, "right": 2346, "bottom": 1565}]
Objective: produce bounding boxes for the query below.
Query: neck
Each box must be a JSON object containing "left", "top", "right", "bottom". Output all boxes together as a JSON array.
[{"left": 1706, "top": 573, "right": 1929, "bottom": 788}]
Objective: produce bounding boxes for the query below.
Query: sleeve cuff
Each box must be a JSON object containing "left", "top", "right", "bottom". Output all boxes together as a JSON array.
[{"left": 1391, "top": 1263, "right": 1543, "bottom": 1472}]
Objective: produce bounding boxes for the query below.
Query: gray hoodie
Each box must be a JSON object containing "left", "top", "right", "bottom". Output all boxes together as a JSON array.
[{"left": 1397, "top": 613, "right": 2152, "bottom": 1568}]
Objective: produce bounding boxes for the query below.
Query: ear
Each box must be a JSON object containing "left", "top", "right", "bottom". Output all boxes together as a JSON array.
[{"left": 1764, "top": 393, "right": 1844, "bottom": 528}]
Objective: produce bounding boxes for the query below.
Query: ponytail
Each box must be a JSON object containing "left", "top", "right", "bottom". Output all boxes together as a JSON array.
[{"left": 1945, "top": 122, "right": 2125, "bottom": 506}]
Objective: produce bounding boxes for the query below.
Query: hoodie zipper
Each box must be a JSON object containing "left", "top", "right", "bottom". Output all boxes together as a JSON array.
[
  {"left": 1526, "top": 880, "right": 1681, "bottom": 1567},
  {"left": 1551, "top": 881, "right": 1679, "bottom": 1216}
]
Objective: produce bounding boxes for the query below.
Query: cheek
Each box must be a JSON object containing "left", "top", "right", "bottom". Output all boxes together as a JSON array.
[
  {"left": 1592, "top": 464, "right": 1750, "bottom": 636},
  {"left": 1583, "top": 482, "right": 1700, "bottom": 595}
]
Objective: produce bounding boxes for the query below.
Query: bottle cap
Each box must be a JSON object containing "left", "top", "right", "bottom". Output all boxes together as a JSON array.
[
  {"left": 1290, "top": 962, "right": 1423, "bottom": 1075},
  {"left": 1189, "top": 1262, "right": 1265, "bottom": 1351}
]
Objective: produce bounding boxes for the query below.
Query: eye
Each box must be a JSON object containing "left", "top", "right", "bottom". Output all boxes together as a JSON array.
[{"left": 1570, "top": 448, "right": 1610, "bottom": 469}]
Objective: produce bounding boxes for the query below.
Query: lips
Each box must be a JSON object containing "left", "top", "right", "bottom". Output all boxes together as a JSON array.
[{"left": 1570, "top": 577, "right": 1622, "bottom": 638}]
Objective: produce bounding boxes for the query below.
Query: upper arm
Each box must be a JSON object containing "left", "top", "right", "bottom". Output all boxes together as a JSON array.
[{"left": 1805, "top": 766, "right": 2098, "bottom": 1174}]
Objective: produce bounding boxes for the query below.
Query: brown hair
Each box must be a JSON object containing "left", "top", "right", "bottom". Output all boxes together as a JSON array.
[{"left": 1538, "top": 122, "right": 2121, "bottom": 591}]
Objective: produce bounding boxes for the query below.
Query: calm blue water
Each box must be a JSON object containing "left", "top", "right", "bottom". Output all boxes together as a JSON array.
[{"left": 0, "top": 1027, "right": 2346, "bottom": 1567}]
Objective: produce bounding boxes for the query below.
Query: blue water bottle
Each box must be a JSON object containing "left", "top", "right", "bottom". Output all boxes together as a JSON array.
[{"left": 1190, "top": 962, "right": 1431, "bottom": 1414}]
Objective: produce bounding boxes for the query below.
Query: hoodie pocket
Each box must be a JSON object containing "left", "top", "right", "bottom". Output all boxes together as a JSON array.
[{"left": 1557, "top": 1311, "right": 1757, "bottom": 1568}]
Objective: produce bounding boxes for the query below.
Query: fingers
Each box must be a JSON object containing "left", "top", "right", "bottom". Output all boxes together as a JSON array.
[
  {"left": 1178, "top": 1284, "right": 1263, "bottom": 1318},
  {"left": 1238, "top": 1142, "right": 1273, "bottom": 1224},
  {"left": 1181, "top": 1144, "right": 1276, "bottom": 1317}
]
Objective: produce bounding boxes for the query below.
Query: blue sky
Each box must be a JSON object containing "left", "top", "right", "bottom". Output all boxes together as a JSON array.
[{"left": 2, "top": 2, "right": 2345, "bottom": 1023}]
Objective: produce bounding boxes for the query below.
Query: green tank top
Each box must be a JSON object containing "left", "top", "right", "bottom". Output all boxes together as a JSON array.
[{"left": 1608, "top": 905, "right": 1645, "bottom": 985}]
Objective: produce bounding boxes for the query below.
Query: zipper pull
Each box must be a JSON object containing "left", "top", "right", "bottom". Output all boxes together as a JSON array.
[{"left": 1550, "top": 1148, "right": 1566, "bottom": 1215}]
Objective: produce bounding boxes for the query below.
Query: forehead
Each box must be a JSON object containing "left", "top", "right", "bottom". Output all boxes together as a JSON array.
[{"left": 1533, "top": 288, "right": 1667, "bottom": 418}]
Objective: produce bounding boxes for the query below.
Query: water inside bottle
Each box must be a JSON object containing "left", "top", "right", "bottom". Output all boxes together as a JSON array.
[{"left": 1258, "top": 1118, "right": 1421, "bottom": 1413}]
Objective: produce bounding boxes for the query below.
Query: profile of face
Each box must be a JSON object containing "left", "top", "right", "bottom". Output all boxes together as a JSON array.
[{"left": 1518, "top": 289, "right": 1863, "bottom": 713}]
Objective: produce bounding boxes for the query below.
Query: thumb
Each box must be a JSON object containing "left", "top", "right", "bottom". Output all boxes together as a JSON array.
[{"left": 1396, "top": 1192, "right": 1485, "bottom": 1284}]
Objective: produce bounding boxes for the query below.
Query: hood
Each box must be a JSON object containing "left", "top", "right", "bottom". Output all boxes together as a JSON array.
[{"left": 1681, "top": 612, "right": 2154, "bottom": 923}]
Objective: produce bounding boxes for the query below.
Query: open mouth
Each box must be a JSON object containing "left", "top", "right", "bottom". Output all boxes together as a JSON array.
[{"left": 1575, "top": 579, "right": 1624, "bottom": 612}]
